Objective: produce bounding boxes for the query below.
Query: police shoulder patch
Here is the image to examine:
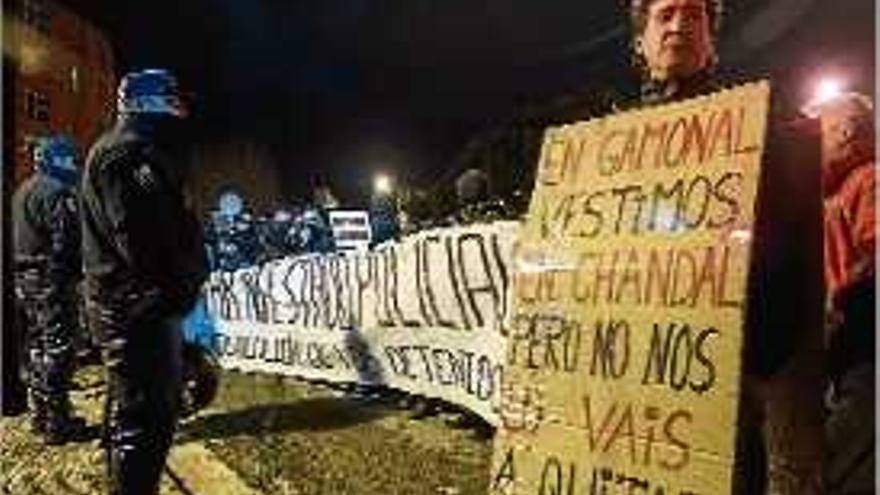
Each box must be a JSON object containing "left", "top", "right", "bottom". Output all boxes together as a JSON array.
[
  {"left": 62, "top": 195, "right": 77, "bottom": 214},
  {"left": 133, "top": 162, "right": 158, "bottom": 190}
]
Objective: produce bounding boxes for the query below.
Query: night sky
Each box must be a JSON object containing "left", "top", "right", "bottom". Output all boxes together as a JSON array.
[{"left": 68, "top": 0, "right": 874, "bottom": 203}]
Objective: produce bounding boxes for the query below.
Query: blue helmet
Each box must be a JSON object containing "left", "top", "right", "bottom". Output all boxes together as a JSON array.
[
  {"left": 32, "top": 134, "right": 79, "bottom": 184},
  {"left": 117, "top": 68, "right": 188, "bottom": 117}
]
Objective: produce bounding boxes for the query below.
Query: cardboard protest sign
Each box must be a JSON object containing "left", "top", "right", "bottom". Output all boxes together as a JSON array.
[{"left": 490, "top": 82, "right": 770, "bottom": 495}]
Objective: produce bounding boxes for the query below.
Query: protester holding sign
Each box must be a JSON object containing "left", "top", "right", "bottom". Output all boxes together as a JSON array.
[{"left": 490, "top": 1, "right": 826, "bottom": 494}]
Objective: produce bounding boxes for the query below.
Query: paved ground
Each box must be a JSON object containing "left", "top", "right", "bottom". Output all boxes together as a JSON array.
[{"left": 1, "top": 368, "right": 493, "bottom": 495}]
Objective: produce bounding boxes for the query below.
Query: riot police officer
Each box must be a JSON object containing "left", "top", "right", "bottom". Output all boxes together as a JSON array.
[
  {"left": 80, "top": 68, "right": 207, "bottom": 495},
  {"left": 12, "top": 133, "right": 89, "bottom": 444}
]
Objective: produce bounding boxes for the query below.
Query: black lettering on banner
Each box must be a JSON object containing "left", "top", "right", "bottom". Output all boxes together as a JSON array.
[
  {"left": 659, "top": 410, "right": 693, "bottom": 471},
  {"left": 237, "top": 269, "right": 262, "bottom": 322},
  {"left": 281, "top": 260, "right": 304, "bottom": 325},
  {"left": 423, "top": 235, "right": 455, "bottom": 329},
  {"left": 475, "top": 355, "right": 495, "bottom": 400},
  {"left": 288, "top": 340, "right": 303, "bottom": 366},
  {"left": 411, "top": 345, "right": 434, "bottom": 383},
  {"left": 459, "top": 350, "right": 475, "bottom": 394},
  {"left": 342, "top": 257, "right": 357, "bottom": 329},
  {"left": 581, "top": 190, "right": 607, "bottom": 238},
  {"left": 241, "top": 335, "right": 259, "bottom": 359},
  {"left": 587, "top": 465, "right": 700, "bottom": 494},
  {"left": 682, "top": 175, "right": 712, "bottom": 230},
  {"left": 540, "top": 193, "right": 576, "bottom": 240},
  {"left": 256, "top": 263, "right": 281, "bottom": 324},
  {"left": 431, "top": 348, "right": 456, "bottom": 385},
  {"left": 648, "top": 179, "right": 684, "bottom": 232},
  {"left": 669, "top": 324, "right": 693, "bottom": 391},
  {"left": 539, "top": 456, "right": 576, "bottom": 495},
  {"left": 217, "top": 333, "right": 232, "bottom": 356},
  {"left": 642, "top": 322, "right": 719, "bottom": 395},
  {"left": 354, "top": 255, "right": 371, "bottom": 329},
  {"left": 507, "top": 313, "right": 581, "bottom": 373},
  {"left": 590, "top": 319, "right": 630, "bottom": 379},
  {"left": 390, "top": 245, "right": 422, "bottom": 328},
  {"left": 638, "top": 120, "right": 669, "bottom": 170},
  {"left": 414, "top": 239, "right": 435, "bottom": 326},
  {"left": 692, "top": 327, "right": 718, "bottom": 394},
  {"left": 378, "top": 345, "right": 505, "bottom": 402},
  {"left": 707, "top": 171, "right": 743, "bottom": 229},
  {"left": 331, "top": 343, "right": 354, "bottom": 370},
  {"left": 301, "top": 259, "right": 315, "bottom": 327},
  {"left": 371, "top": 251, "right": 393, "bottom": 327},
  {"left": 491, "top": 447, "right": 516, "bottom": 492},
  {"left": 203, "top": 281, "right": 218, "bottom": 318},
  {"left": 307, "top": 259, "right": 321, "bottom": 327},
  {"left": 328, "top": 255, "right": 351, "bottom": 329},
  {"left": 272, "top": 337, "right": 289, "bottom": 363},
  {"left": 318, "top": 257, "right": 335, "bottom": 328},
  {"left": 490, "top": 233, "right": 510, "bottom": 325},
  {"left": 330, "top": 255, "right": 349, "bottom": 329},
  {"left": 381, "top": 248, "right": 397, "bottom": 326},
  {"left": 378, "top": 248, "right": 392, "bottom": 326},
  {"left": 384, "top": 346, "right": 415, "bottom": 379},
  {"left": 314, "top": 258, "right": 330, "bottom": 328},
  {"left": 224, "top": 271, "right": 243, "bottom": 319},
  {"left": 306, "top": 342, "right": 332, "bottom": 369},
  {"left": 598, "top": 129, "right": 626, "bottom": 176},
  {"left": 663, "top": 116, "right": 689, "bottom": 168},
  {"left": 297, "top": 259, "right": 313, "bottom": 327},
  {"left": 457, "top": 233, "right": 500, "bottom": 328},
  {"left": 445, "top": 236, "right": 472, "bottom": 330},
  {"left": 611, "top": 184, "right": 647, "bottom": 235},
  {"left": 265, "top": 337, "right": 281, "bottom": 363},
  {"left": 258, "top": 265, "right": 275, "bottom": 323}
]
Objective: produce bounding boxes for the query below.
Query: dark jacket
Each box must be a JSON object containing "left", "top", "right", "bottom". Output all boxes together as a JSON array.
[
  {"left": 80, "top": 116, "right": 207, "bottom": 320},
  {"left": 12, "top": 172, "right": 81, "bottom": 287}
]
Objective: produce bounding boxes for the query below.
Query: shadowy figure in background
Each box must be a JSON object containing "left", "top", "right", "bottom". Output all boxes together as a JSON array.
[
  {"left": 804, "top": 92, "right": 876, "bottom": 494},
  {"left": 452, "top": 168, "right": 509, "bottom": 226}
]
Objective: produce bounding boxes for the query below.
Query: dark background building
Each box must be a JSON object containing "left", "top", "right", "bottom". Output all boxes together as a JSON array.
[{"left": 5, "top": 0, "right": 117, "bottom": 186}]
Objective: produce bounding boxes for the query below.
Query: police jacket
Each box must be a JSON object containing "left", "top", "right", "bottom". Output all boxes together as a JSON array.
[
  {"left": 12, "top": 172, "right": 81, "bottom": 287},
  {"left": 80, "top": 115, "right": 208, "bottom": 319}
]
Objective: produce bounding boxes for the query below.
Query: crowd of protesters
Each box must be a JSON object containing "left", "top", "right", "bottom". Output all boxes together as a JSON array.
[{"left": 202, "top": 167, "right": 516, "bottom": 272}]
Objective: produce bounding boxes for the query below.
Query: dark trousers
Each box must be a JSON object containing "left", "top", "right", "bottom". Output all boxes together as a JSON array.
[
  {"left": 825, "top": 362, "right": 875, "bottom": 494},
  {"left": 14, "top": 274, "right": 77, "bottom": 427},
  {"left": 102, "top": 315, "right": 183, "bottom": 495}
]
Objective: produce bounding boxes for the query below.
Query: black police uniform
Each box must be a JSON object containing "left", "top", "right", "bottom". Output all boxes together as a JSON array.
[
  {"left": 12, "top": 170, "right": 83, "bottom": 441},
  {"left": 80, "top": 114, "right": 207, "bottom": 495}
]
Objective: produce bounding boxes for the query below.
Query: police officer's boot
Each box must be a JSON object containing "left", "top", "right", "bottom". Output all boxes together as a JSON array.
[
  {"left": 28, "top": 390, "right": 48, "bottom": 434},
  {"left": 26, "top": 348, "right": 49, "bottom": 434},
  {"left": 43, "top": 396, "right": 91, "bottom": 445}
]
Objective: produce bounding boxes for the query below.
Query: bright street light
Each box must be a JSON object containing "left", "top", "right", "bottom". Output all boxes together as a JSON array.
[
  {"left": 374, "top": 174, "right": 393, "bottom": 195},
  {"left": 814, "top": 78, "right": 843, "bottom": 105},
  {"left": 802, "top": 76, "right": 846, "bottom": 117}
]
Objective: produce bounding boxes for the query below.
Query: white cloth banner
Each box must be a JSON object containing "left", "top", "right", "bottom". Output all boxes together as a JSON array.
[{"left": 204, "top": 221, "right": 519, "bottom": 425}]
